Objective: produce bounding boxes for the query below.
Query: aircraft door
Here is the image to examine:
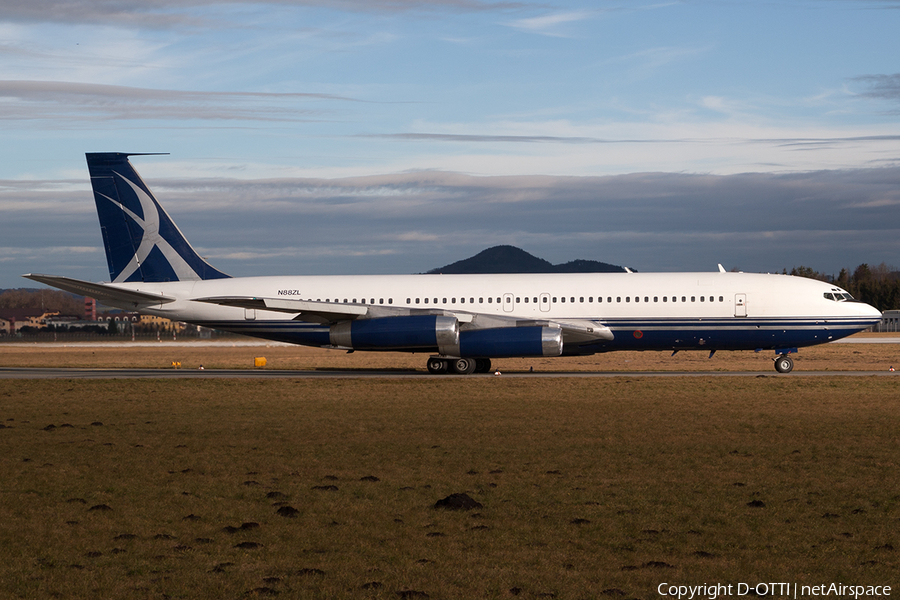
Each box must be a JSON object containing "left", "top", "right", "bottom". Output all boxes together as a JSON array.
[
  {"left": 503, "top": 293, "right": 515, "bottom": 313},
  {"left": 734, "top": 293, "right": 747, "bottom": 317},
  {"left": 539, "top": 293, "right": 550, "bottom": 312}
]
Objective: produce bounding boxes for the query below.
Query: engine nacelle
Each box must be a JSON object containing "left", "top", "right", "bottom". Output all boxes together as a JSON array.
[
  {"left": 459, "top": 326, "right": 563, "bottom": 358},
  {"left": 330, "top": 315, "right": 458, "bottom": 354}
]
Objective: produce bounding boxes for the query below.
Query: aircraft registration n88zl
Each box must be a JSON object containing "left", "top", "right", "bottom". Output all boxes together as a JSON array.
[{"left": 25, "top": 153, "right": 882, "bottom": 374}]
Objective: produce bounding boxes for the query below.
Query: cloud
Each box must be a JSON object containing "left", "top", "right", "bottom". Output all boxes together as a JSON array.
[
  {"left": 1, "top": 0, "right": 526, "bottom": 28},
  {"left": 507, "top": 10, "right": 594, "bottom": 36},
  {"left": 0, "top": 80, "right": 357, "bottom": 122},
  {"left": 854, "top": 73, "right": 900, "bottom": 103},
  {"left": 361, "top": 132, "right": 636, "bottom": 144},
  {"left": 7, "top": 165, "right": 900, "bottom": 287}
]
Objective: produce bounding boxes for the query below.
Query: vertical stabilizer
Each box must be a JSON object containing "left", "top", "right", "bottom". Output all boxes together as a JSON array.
[{"left": 86, "top": 153, "right": 230, "bottom": 283}]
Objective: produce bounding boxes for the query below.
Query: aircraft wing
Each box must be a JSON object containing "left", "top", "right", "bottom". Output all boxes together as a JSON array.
[
  {"left": 22, "top": 274, "right": 176, "bottom": 308},
  {"left": 195, "top": 296, "right": 477, "bottom": 325},
  {"left": 194, "top": 296, "right": 367, "bottom": 323},
  {"left": 555, "top": 319, "right": 614, "bottom": 343}
]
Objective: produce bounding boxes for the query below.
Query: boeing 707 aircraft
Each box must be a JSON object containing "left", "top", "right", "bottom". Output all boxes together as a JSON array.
[{"left": 25, "top": 153, "right": 882, "bottom": 374}]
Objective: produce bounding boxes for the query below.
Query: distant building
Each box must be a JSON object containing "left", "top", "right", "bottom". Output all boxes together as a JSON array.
[
  {"left": 97, "top": 311, "right": 140, "bottom": 324},
  {"left": 876, "top": 310, "right": 900, "bottom": 333},
  {"left": 84, "top": 297, "right": 97, "bottom": 321},
  {"left": 0, "top": 308, "right": 60, "bottom": 333},
  {"left": 139, "top": 314, "right": 186, "bottom": 332}
]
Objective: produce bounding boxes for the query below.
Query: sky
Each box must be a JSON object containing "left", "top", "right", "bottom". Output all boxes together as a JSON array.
[{"left": 2, "top": 0, "right": 900, "bottom": 288}]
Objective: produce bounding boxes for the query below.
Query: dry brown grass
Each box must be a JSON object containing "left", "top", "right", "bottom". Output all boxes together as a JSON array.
[
  {"left": 1, "top": 332, "right": 898, "bottom": 372},
  {"left": 1, "top": 375, "right": 898, "bottom": 599}
]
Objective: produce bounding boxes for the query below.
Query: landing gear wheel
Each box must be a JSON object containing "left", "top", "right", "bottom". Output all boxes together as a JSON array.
[
  {"left": 474, "top": 358, "right": 492, "bottom": 373},
  {"left": 774, "top": 355, "right": 794, "bottom": 374},
  {"left": 452, "top": 358, "right": 477, "bottom": 375},
  {"left": 426, "top": 357, "right": 448, "bottom": 374}
]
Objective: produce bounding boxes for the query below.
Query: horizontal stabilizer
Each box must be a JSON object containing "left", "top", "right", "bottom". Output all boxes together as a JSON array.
[{"left": 22, "top": 274, "right": 176, "bottom": 308}]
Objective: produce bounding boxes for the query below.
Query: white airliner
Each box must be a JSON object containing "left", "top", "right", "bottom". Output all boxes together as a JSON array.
[{"left": 25, "top": 153, "right": 882, "bottom": 374}]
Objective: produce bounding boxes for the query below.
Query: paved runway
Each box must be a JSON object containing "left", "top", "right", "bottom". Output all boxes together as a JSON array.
[{"left": 1, "top": 367, "right": 896, "bottom": 379}]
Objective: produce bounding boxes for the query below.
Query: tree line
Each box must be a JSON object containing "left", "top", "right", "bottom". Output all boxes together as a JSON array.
[
  {"left": 786, "top": 263, "right": 899, "bottom": 312},
  {"left": 0, "top": 289, "right": 84, "bottom": 315}
]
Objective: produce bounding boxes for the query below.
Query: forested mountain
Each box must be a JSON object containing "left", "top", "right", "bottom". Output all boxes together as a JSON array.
[{"left": 427, "top": 245, "right": 627, "bottom": 274}]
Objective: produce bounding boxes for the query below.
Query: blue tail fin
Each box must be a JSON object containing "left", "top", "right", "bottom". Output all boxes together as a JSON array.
[{"left": 86, "top": 153, "right": 230, "bottom": 283}]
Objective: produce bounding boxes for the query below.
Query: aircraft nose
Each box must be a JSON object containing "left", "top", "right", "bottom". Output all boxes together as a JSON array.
[
  {"left": 857, "top": 302, "right": 882, "bottom": 325},
  {"left": 864, "top": 303, "right": 882, "bottom": 318}
]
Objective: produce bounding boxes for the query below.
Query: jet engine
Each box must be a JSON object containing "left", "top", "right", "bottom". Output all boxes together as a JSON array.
[
  {"left": 329, "top": 315, "right": 459, "bottom": 354},
  {"left": 459, "top": 325, "right": 563, "bottom": 358}
]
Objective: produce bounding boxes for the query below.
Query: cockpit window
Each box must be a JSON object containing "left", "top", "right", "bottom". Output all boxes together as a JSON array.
[{"left": 824, "top": 291, "right": 856, "bottom": 302}]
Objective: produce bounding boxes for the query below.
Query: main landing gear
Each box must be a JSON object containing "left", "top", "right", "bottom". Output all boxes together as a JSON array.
[
  {"left": 426, "top": 357, "right": 492, "bottom": 375},
  {"left": 774, "top": 354, "right": 794, "bottom": 374}
]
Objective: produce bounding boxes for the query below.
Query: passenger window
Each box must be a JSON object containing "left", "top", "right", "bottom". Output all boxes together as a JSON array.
[
  {"left": 389, "top": 299, "right": 393, "bottom": 304},
  {"left": 700, "top": 296, "right": 705, "bottom": 302},
  {"left": 663, "top": 296, "right": 667, "bottom": 302},
  {"left": 580, "top": 297, "right": 584, "bottom": 303},
  {"left": 608, "top": 297, "right": 612, "bottom": 303},
  {"left": 552, "top": 297, "right": 557, "bottom": 303},
  {"left": 682, "top": 296, "right": 686, "bottom": 302},
  {"left": 479, "top": 297, "right": 483, "bottom": 303},
  {"left": 561, "top": 297, "right": 566, "bottom": 303},
  {"left": 424, "top": 298, "right": 429, "bottom": 304},
  {"left": 626, "top": 297, "right": 631, "bottom": 302},
  {"left": 589, "top": 297, "right": 593, "bottom": 302},
  {"left": 635, "top": 297, "right": 639, "bottom": 303},
  {"left": 379, "top": 298, "right": 383, "bottom": 304},
  {"left": 691, "top": 296, "right": 695, "bottom": 302},
  {"left": 460, "top": 298, "right": 464, "bottom": 304},
  {"left": 434, "top": 298, "right": 438, "bottom": 304},
  {"left": 654, "top": 297, "right": 658, "bottom": 302},
  {"left": 570, "top": 297, "right": 575, "bottom": 303},
  {"left": 516, "top": 297, "right": 520, "bottom": 303},
  {"left": 488, "top": 297, "right": 492, "bottom": 303},
  {"left": 524, "top": 297, "right": 529, "bottom": 303},
  {"left": 617, "top": 297, "right": 621, "bottom": 302},
  {"left": 719, "top": 296, "right": 723, "bottom": 302}
]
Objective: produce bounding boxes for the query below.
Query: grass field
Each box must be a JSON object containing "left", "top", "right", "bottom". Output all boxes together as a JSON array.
[
  {"left": 2, "top": 368, "right": 899, "bottom": 598},
  {"left": 1, "top": 333, "right": 898, "bottom": 372}
]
